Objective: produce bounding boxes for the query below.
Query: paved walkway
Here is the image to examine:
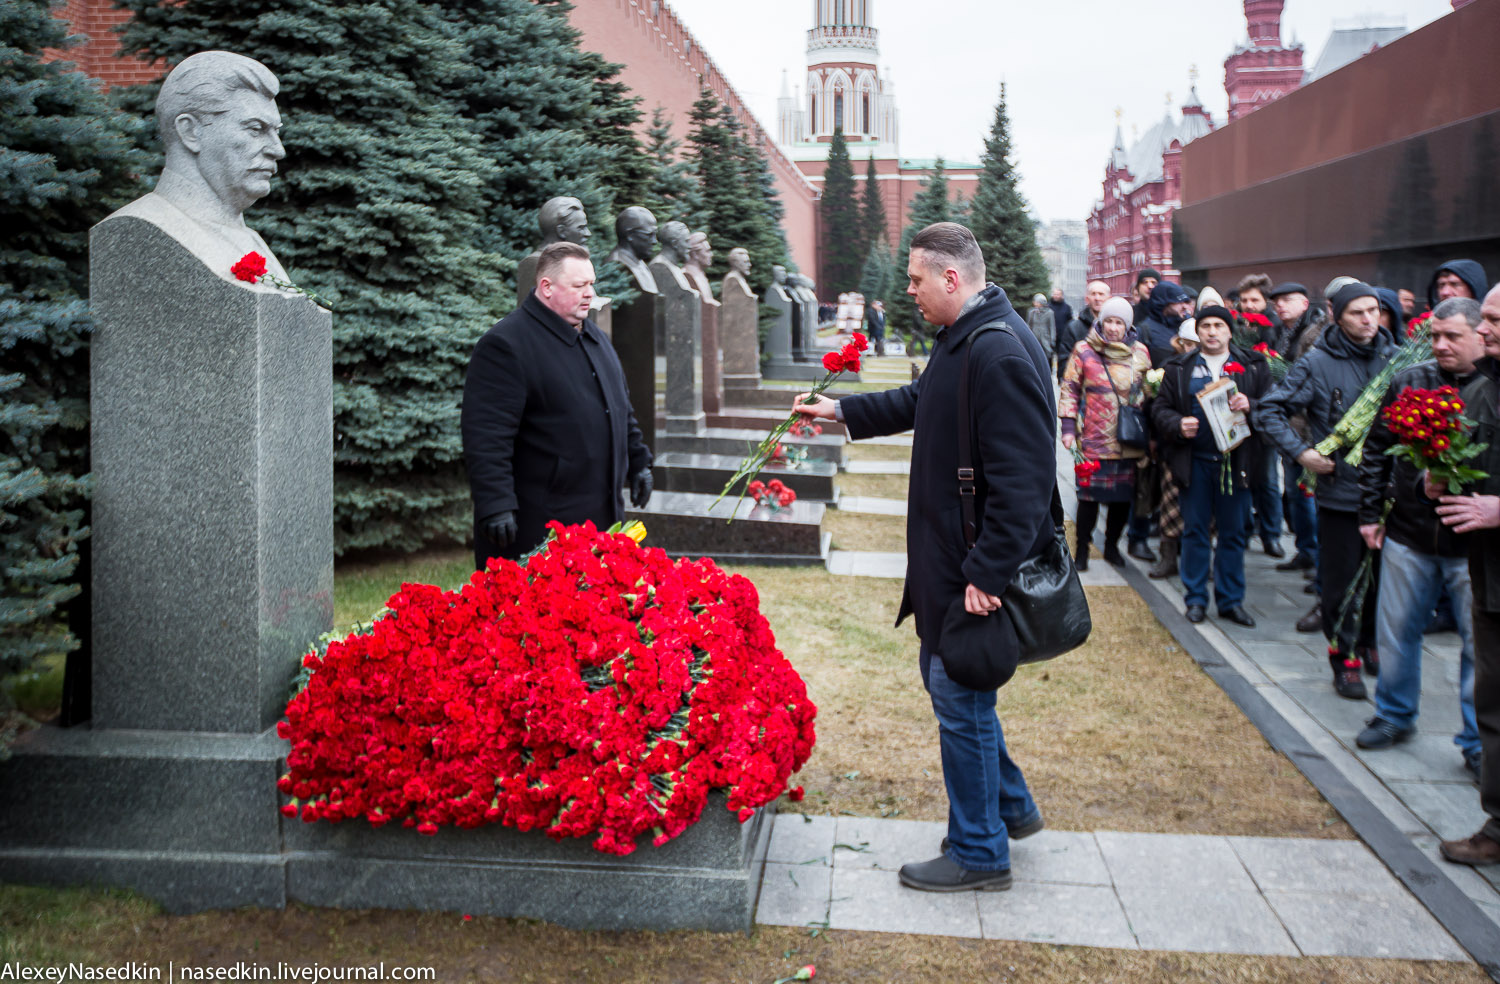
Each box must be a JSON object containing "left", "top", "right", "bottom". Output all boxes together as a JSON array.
[{"left": 755, "top": 815, "right": 1468, "bottom": 959}]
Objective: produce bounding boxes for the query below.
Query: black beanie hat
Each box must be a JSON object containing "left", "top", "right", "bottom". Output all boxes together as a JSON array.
[
  {"left": 1136, "top": 268, "right": 1162, "bottom": 286},
  {"left": 1330, "top": 282, "right": 1379, "bottom": 323}
]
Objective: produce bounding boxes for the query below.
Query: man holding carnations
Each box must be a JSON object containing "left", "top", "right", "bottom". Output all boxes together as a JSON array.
[
  {"left": 1433, "top": 284, "right": 1500, "bottom": 867},
  {"left": 1353, "top": 298, "right": 1487, "bottom": 775},
  {"left": 1151, "top": 307, "right": 1270, "bottom": 628},
  {"left": 1257, "top": 283, "right": 1395, "bottom": 698},
  {"left": 791, "top": 223, "right": 1055, "bottom": 893},
  {"left": 461, "top": 242, "right": 653, "bottom": 567}
]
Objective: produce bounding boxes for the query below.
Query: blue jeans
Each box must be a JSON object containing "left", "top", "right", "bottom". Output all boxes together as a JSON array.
[
  {"left": 1250, "top": 446, "right": 1282, "bottom": 540},
  {"left": 1373, "top": 538, "right": 1479, "bottom": 757},
  {"left": 1180, "top": 456, "right": 1252, "bottom": 612},
  {"left": 1281, "top": 451, "right": 1319, "bottom": 564},
  {"left": 920, "top": 644, "right": 1039, "bottom": 872}
]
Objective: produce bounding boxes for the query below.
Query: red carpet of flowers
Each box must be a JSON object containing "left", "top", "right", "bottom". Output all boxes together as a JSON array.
[{"left": 278, "top": 522, "right": 817, "bottom": 855}]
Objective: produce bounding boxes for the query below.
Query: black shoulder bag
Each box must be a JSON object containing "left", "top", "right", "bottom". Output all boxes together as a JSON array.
[{"left": 937, "top": 324, "right": 1093, "bottom": 691}]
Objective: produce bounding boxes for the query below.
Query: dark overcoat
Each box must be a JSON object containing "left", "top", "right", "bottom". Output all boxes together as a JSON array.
[
  {"left": 1150, "top": 343, "right": 1271, "bottom": 490},
  {"left": 840, "top": 284, "right": 1057, "bottom": 652},
  {"left": 461, "top": 291, "right": 651, "bottom": 566}
]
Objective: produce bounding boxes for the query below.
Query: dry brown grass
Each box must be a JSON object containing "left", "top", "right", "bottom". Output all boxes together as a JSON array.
[
  {"left": 836, "top": 472, "right": 909, "bottom": 499},
  {"left": 3, "top": 886, "right": 1482, "bottom": 984},
  {"left": 822, "top": 510, "right": 905, "bottom": 552},
  {"left": 735, "top": 560, "right": 1351, "bottom": 839},
  {"left": 843, "top": 441, "right": 912, "bottom": 461}
]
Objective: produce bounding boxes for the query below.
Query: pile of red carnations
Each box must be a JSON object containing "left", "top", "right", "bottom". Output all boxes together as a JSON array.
[
  {"left": 277, "top": 521, "right": 817, "bottom": 855},
  {"left": 748, "top": 478, "right": 797, "bottom": 511},
  {"left": 1382, "top": 385, "right": 1488, "bottom": 491}
]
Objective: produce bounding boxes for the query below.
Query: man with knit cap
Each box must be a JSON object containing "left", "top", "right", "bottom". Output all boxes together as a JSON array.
[
  {"left": 1258, "top": 283, "right": 1395, "bottom": 698},
  {"left": 1132, "top": 268, "right": 1161, "bottom": 326}
]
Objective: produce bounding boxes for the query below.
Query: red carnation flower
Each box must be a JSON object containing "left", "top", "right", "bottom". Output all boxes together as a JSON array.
[
  {"left": 851, "top": 331, "right": 869, "bottom": 352},
  {"left": 1223, "top": 361, "right": 1245, "bottom": 375},
  {"left": 231, "top": 251, "right": 268, "bottom": 283},
  {"left": 823, "top": 351, "right": 845, "bottom": 373}
]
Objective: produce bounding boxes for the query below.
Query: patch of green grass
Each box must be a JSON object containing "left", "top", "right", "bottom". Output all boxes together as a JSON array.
[
  {"left": 836, "top": 472, "right": 908, "bottom": 499},
  {"left": 2, "top": 652, "right": 66, "bottom": 721},
  {"left": 822, "top": 510, "right": 905, "bottom": 552},
  {"left": 333, "top": 549, "right": 473, "bottom": 633}
]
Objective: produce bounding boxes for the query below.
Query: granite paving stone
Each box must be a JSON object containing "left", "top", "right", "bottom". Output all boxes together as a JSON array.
[
  {"left": 832, "top": 817, "right": 944, "bottom": 871},
  {"left": 844, "top": 459, "right": 910, "bottom": 475},
  {"left": 1008, "top": 831, "right": 1112, "bottom": 886},
  {"left": 766, "top": 814, "right": 835, "bottom": 866},
  {"left": 827, "top": 867, "right": 982, "bottom": 938},
  {"left": 1352, "top": 734, "right": 1478, "bottom": 783},
  {"left": 1386, "top": 781, "right": 1490, "bottom": 842},
  {"left": 756, "top": 862, "right": 831, "bottom": 928},
  {"left": 1114, "top": 887, "right": 1298, "bottom": 955},
  {"left": 1227, "top": 837, "right": 1407, "bottom": 898},
  {"left": 827, "top": 551, "right": 906, "bottom": 579},
  {"left": 1095, "top": 831, "right": 1258, "bottom": 893},
  {"left": 1264, "top": 890, "right": 1468, "bottom": 960},
  {"left": 976, "top": 883, "right": 1138, "bottom": 950}
]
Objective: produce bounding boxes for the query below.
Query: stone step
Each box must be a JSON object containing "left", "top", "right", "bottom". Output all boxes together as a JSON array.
[
  {"left": 720, "top": 382, "right": 860, "bottom": 410},
  {"left": 760, "top": 360, "right": 862, "bottom": 385},
  {"left": 845, "top": 459, "right": 910, "bottom": 475},
  {"left": 654, "top": 426, "right": 847, "bottom": 466},
  {"left": 653, "top": 451, "right": 839, "bottom": 503},
  {"left": 835, "top": 495, "right": 907, "bottom": 516},
  {"left": 627, "top": 492, "right": 828, "bottom": 566}
]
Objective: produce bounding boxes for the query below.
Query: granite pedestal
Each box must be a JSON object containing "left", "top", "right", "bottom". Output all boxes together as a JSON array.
[
  {"left": 611, "top": 295, "right": 658, "bottom": 454},
  {"left": 700, "top": 298, "right": 723, "bottom": 415},
  {"left": 0, "top": 723, "right": 773, "bottom": 931},
  {"left": 651, "top": 257, "right": 705, "bottom": 436},
  {"left": 652, "top": 452, "right": 839, "bottom": 502},
  {"left": 720, "top": 272, "right": 759, "bottom": 392},
  {"left": 89, "top": 217, "right": 333, "bottom": 733},
  {"left": 719, "top": 384, "right": 861, "bottom": 412},
  {"left": 628, "top": 493, "right": 830, "bottom": 566}
]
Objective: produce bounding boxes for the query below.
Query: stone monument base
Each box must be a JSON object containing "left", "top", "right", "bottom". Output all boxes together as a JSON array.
[
  {"left": 629, "top": 492, "right": 829, "bottom": 566},
  {"left": 654, "top": 425, "right": 847, "bottom": 466},
  {"left": 762, "top": 359, "right": 862, "bottom": 384},
  {"left": 0, "top": 724, "right": 772, "bottom": 932},
  {"left": 653, "top": 452, "right": 839, "bottom": 503},
  {"left": 722, "top": 380, "right": 862, "bottom": 411}
]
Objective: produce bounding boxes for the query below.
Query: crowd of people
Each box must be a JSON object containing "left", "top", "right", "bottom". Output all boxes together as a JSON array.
[{"left": 1049, "top": 261, "right": 1500, "bottom": 869}]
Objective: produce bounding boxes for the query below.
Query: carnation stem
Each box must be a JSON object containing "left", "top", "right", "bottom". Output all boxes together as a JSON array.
[{"left": 712, "top": 372, "right": 842, "bottom": 520}]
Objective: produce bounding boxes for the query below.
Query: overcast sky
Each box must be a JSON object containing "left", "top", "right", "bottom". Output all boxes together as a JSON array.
[{"left": 660, "top": 0, "right": 1454, "bottom": 224}]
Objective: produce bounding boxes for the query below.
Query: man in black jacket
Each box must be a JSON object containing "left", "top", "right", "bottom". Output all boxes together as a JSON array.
[
  {"left": 794, "top": 223, "right": 1054, "bottom": 893},
  {"left": 1150, "top": 307, "right": 1269, "bottom": 627},
  {"left": 1435, "top": 285, "right": 1500, "bottom": 867},
  {"left": 461, "top": 242, "right": 653, "bottom": 568},
  {"left": 1354, "top": 298, "right": 1486, "bottom": 769},
  {"left": 1132, "top": 268, "right": 1161, "bottom": 326},
  {"left": 1139, "top": 281, "right": 1195, "bottom": 368},
  {"left": 1257, "top": 283, "right": 1394, "bottom": 698},
  {"left": 1426, "top": 258, "right": 1488, "bottom": 311}
]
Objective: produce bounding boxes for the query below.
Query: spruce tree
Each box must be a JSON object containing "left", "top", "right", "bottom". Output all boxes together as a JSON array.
[
  {"left": 969, "top": 84, "right": 1049, "bottom": 301},
  {"left": 857, "top": 240, "right": 893, "bottom": 306},
  {"left": 0, "top": 0, "right": 150, "bottom": 710},
  {"left": 640, "top": 105, "right": 702, "bottom": 228},
  {"left": 818, "top": 127, "right": 862, "bottom": 293},
  {"left": 887, "top": 160, "right": 953, "bottom": 337},
  {"left": 860, "top": 152, "right": 886, "bottom": 249},
  {"left": 431, "top": 0, "right": 652, "bottom": 303},
  {"left": 114, "top": 0, "right": 510, "bottom": 555},
  {"left": 685, "top": 92, "right": 789, "bottom": 296}
]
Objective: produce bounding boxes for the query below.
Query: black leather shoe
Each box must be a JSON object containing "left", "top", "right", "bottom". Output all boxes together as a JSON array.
[
  {"left": 1355, "top": 717, "right": 1413, "bottom": 749},
  {"left": 1103, "top": 543, "right": 1126, "bottom": 567},
  {"left": 1074, "top": 543, "right": 1090, "bottom": 572},
  {"left": 1262, "top": 538, "right": 1286, "bottom": 559},
  {"left": 1303, "top": 581, "right": 1318, "bottom": 594},
  {"left": 942, "top": 815, "right": 1044, "bottom": 855},
  {"left": 1220, "top": 606, "right": 1256, "bottom": 627},
  {"left": 1296, "top": 602, "right": 1322, "bottom": 633},
  {"left": 1128, "top": 540, "right": 1157, "bottom": 562},
  {"left": 899, "top": 855, "right": 1012, "bottom": 892},
  {"left": 1186, "top": 604, "right": 1206, "bottom": 624},
  {"left": 1276, "top": 552, "right": 1315, "bottom": 572}
]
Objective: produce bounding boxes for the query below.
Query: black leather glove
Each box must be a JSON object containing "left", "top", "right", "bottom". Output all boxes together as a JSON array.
[
  {"left": 481, "top": 511, "right": 518, "bottom": 548},
  {"left": 629, "top": 468, "right": 653, "bottom": 509}
]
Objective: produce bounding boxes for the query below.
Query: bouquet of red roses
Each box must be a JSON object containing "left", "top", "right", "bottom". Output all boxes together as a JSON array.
[
  {"left": 278, "top": 521, "right": 816, "bottom": 855},
  {"left": 1382, "top": 385, "right": 1489, "bottom": 492},
  {"left": 1070, "top": 444, "right": 1101, "bottom": 488}
]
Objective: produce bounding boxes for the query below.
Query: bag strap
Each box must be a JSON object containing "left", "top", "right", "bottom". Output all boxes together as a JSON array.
[{"left": 958, "top": 322, "right": 1064, "bottom": 552}]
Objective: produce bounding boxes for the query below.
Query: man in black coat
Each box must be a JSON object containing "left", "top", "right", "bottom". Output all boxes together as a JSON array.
[
  {"left": 794, "top": 223, "right": 1055, "bottom": 893},
  {"left": 461, "top": 242, "right": 653, "bottom": 568},
  {"left": 1426, "top": 258, "right": 1488, "bottom": 310}
]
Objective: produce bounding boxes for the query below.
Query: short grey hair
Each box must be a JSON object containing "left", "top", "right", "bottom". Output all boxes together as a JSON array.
[
  {"left": 909, "top": 222, "right": 985, "bottom": 284},
  {"left": 156, "top": 51, "right": 278, "bottom": 147},
  {"left": 1433, "top": 296, "right": 1482, "bottom": 328}
]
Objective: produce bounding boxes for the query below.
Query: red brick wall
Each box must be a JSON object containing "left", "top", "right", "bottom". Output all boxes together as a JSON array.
[
  {"left": 42, "top": 0, "right": 163, "bottom": 88},
  {"left": 566, "top": 0, "right": 820, "bottom": 272}
]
